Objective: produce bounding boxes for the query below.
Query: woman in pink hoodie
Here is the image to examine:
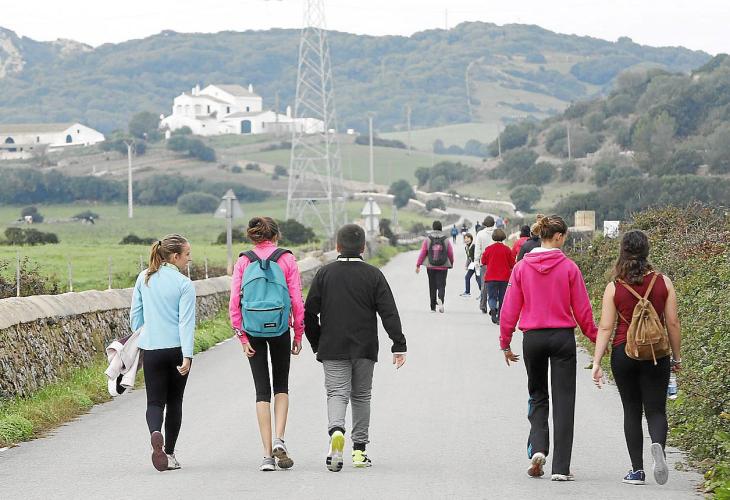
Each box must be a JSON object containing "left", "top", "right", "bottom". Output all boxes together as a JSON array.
[
  {"left": 229, "top": 217, "right": 305, "bottom": 471},
  {"left": 499, "top": 215, "right": 598, "bottom": 482}
]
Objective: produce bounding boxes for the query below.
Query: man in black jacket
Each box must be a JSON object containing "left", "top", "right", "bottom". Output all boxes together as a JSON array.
[{"left": 305, "top": 224, "right": 407, "bottom": 472}]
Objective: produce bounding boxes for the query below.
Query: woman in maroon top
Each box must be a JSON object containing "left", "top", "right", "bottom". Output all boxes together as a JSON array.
[{"left": 591, "top": 230, "right": 682, "bottom": 487}]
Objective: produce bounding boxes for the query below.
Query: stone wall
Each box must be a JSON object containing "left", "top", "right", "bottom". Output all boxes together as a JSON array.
[{"left": 0, "top": 253, "right": 337, "bottom": 398}]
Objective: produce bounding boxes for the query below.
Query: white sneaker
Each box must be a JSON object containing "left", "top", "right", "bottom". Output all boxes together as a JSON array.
[
  {"left": 326, "top": 430, "right": 345, "bottom": 472},
  {"left": 459, "top": 292, "right": 471, "bottom": 297},
  {"left": 551, "top": 473, "right": 575, "bottom": 481},
  {"left": 166, "top": 453, "right": 181, "bottom": 470},
  {"left": 260, "top": 456, "right": 276, "bottom": 471},
  {"left": 651, "top": 443, "right": 669, "bottom": 485},
  {"left": 436, "top": 298, "right": 444, "bottom": 313}
]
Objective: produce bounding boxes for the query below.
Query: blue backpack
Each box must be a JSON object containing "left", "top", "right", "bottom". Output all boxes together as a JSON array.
[{"left": 240, "top": 248, "right": 292, "bottom": 337}]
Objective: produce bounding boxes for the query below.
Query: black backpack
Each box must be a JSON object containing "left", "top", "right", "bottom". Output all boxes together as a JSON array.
[{"left": 427, "top": 234, "right": 449, "bottom": 267}]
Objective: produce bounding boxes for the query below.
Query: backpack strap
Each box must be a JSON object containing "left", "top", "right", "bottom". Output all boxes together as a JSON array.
[
  {"left": 642, "top": 273, "right": 659, "bottom": 300},
  {"left": 241, "top": 250, "right": 260, "bottom": 263},
  {"left": 268, "top": 248, "right": 292, "bottom": 263}
]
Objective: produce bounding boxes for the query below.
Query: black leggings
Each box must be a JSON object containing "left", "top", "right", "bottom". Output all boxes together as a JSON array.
[
  {"left": 143, "top": 347, "right": 190, "bottom": 454},
  {"left": 248, "top": 331, "right": 291, "bottom": 402},
  {"left": 427, "top": 268, "right": 448, "bottom": 310},
  {"left": 611, "top": 344, "right": 670, "bottom": 470},
  {"left": 523, "top": 328, "right": 576, "bottom": 475}
]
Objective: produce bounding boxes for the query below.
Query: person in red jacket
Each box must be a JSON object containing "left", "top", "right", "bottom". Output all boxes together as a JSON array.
[
  {"left": 512, "top": 225, "right": 531, "bottom": 259},
  {"left": 481, "top": 228, "right": 515, "bottom": 324}
]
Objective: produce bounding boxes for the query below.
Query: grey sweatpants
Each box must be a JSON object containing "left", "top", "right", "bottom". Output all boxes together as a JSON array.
[{"left": 323, "top": 359, "right": 375, "bottom": 445}]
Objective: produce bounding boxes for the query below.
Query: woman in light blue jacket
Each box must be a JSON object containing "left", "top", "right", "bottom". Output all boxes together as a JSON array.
[{"left": 130, "top": 234, "right": 196, "bottom": 472}]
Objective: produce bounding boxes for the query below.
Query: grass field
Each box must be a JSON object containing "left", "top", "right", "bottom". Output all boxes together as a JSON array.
[
  {"left": 381, "top": 122, "right": 501, "bottom": 151},
  {"left": 0, "top": 200, "right": 433, "bottom": 292},
  {"left": 243, "top": 142, "right": 483, "bottom": 186}
]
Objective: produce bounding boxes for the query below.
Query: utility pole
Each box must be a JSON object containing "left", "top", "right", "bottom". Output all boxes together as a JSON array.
[
  {"left": 124, "top": 140, "right": 135, "bottom": 218},
  {"left": 405, "top": 104, "right": 412, "bottom": 156},
  {"left": 368, "top": 113, "right": 375, "bottom": 192},
  {"left": 497, "top": 125, "right": 502, "bottom": 159},
  {"left": 566, "top": 123, "right": 572, "bottom": 161}
]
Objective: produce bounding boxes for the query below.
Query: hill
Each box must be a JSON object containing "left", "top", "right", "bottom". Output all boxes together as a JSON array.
[
  {"left": 475, "top": 54, "right": 730, "bottom": 221},
  {"left": 0, "top": 23, "right": 709, "bottom": 134}
]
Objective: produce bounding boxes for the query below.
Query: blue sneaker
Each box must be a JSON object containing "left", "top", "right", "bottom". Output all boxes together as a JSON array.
[{"left": 622, "top": 469, "right": 646, "bottom": 485}]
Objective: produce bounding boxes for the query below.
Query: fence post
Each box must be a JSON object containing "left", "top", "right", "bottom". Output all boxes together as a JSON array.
[
  {"left": 68, "top": 261, "right": 73, "bottom": 292},
  {"left": 16, "top": 251, "right": 20, "bottom": 297},
  {"left": 108, "top": 256, "right": 113, "bottom": 290},
  {"left": 204, "top": 257, "right": 209, "bottom": 279}
]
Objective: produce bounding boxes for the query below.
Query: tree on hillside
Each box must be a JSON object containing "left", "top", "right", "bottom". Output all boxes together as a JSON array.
[
  {"left": 631, "top": 111, "right": 677, "bottom": 171},
  {"left": 660, "top": 147, "right": 704, "bottom": 176},
  {"left": 707, "top": 124, "right": 730, "bottom": 174},
  {"left": 129, "top": 111, "right": 162, "bottom": 141},
  {"left": 510, "top": 185, "right": 542, "bottom": 212},
  {"left": 414, "top": 167, "right": 431, "bottom": 187},
  {"left": 388, "top": 180, "right": 415, "bottom": 208},
  {"left": 488, "top": 122, "right": 532, "bottom": 156},
  {"left": 177, "top": 192, "right": 220, "bottom": 214},
  {"left": 278, "top": 219, "right": 316, "bottom": 245}
]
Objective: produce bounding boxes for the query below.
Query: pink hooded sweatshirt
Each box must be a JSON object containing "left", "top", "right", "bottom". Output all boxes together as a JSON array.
[
  {"left": 229, "top": 241, "right": 305, "bottom": 345},
  {"left": 499, "top": 249, "right": 598, "bottom": 350}
]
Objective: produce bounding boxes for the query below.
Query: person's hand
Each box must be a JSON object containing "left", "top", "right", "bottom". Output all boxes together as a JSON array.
[
  {"left": 592, "top": 363, "right": 604, "bottom": 389},
  {"left": 671, "top": 358, "right": 682, "bottom": 372},
  {"left": 415, "top": 266, "right": 421, "bottom": 274},
  {"left": 242, "top": 342, "right": 256, "bottom": 358},
  {"left": 393, "top": 353, "right": 406, "bottom": 369},
  {"left": 291, "top": 340, "right": 302, "bottom": 355},
  {"left": 177, "top": 357, "right": 192, "bottom": 376},
  {"left": 503, "top": 348, "right": 520, "bottom": 366}
]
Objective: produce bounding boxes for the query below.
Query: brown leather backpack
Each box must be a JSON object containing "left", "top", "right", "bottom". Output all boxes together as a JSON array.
[{"left": 617, "top": 273, "right": 671, "bottom": 365}]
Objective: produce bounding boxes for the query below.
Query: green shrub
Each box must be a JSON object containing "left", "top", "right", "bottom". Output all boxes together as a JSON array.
[
  {"left": 231, "top": 165, "right": 243, "bottom": 174},
  {"left": 119, "top": 234, "right": 157, "bottom": 245},
  {"left": 245, "top": 163, "right": 260, "bottom": 171},
  {"left": 21, "top": 206, "right": 43, "bottom": 223},
  {"left": 274, "top": 165, "right": 288, "bottom": 176},
  {"left": 216, "top": 228, "right": 248, "bottom": 245},
  {"left": 510, "top": 185, "right": 542, "bottom": 211},
  {"left": 559, "top": 161, "right": 578, "bottom": 182},
  {"left": 388, "top": 179, "right": 415, "bottom": 208},
  {"left": 425, "top": 198, "right": 446, "bottom": 211},
  {"left": 0, "top": 415, "right": 33, "bottom": 443},
  {"left": 72, "top": 210, "right": 100, "bottom": 221},
  {"left": 278, "top": 219, "right": 316, "bottom": 245},
  {"left": 177, "top": 192, "right": 220, "bottom": 214}
]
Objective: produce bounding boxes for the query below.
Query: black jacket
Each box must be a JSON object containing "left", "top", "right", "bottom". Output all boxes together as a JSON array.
[
  {"left": 517, "top": 236, "right": 541, "bottom": 261},
  {"left": 304, "top": 256, "right": 407, "bottom": 362},
  {"left": 465, "top": 242, "right": 475, "bottom": 264}
]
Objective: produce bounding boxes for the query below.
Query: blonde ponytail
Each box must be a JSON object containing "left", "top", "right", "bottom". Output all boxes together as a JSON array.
[{"left": 145, "top": 234, "right": 188, "bottom": 284}]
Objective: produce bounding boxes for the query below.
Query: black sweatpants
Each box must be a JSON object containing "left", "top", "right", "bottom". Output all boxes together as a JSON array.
[
  {"left": 427, "top": 269, "right": 448, "bottom": 310},
  {"left": 523, "top": 328, "right": 576, "bottom": 475},
  {"left": 248, "top": 330, "right": 291, "bottom": 402},
  {"left": 611, "top": 344, "right": 671, "bottom": 470},
  {"left": 143, "top": 347, "right": 190, "bottom": 454},
  {"left": 485, "top": 281, "right": 508, "bottom": 317}
]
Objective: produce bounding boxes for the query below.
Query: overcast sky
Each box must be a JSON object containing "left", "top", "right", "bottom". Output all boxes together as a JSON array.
[{"left": 2, "top": 0, "right": 727, "bottom": 54}]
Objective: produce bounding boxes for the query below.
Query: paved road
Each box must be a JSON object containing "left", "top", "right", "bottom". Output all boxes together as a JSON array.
[{"left": 0, "top": 248, "right": 701, "bottom": 499}]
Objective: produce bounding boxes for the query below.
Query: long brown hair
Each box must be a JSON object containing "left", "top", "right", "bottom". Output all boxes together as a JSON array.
[
  {"left": 612, "top": 229, "right": 654, "bottom": 285},
  {"left": 146, "top": 234, "right": 188, "bottom": 284},
  {"left": 247, "top": 216, "right": 280, "bottom": 244},
  {"left": 534, "top": 214, "right": 568, "bottom": 241}
]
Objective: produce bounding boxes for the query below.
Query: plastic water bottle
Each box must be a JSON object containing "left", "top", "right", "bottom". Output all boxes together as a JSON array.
[{"left": 667, "top": 373, "right": 678, "bottom": 400}]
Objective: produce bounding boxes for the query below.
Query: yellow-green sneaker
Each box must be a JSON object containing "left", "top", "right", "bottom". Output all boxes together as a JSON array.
[
  {"left": 326, "top": 431, "right": 345, "bottom": 472},
  {"left": 352, "top": 449, "right": 372, "bottom": 468}
]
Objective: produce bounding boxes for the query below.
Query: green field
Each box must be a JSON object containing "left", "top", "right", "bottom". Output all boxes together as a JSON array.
[
  {"left": 381, "top": 122, "right": 501, "bottom": 151},
  {"left": 242, "top": 142, "right": 482, "bottom": 186},
  {"left": 0, "top": 200, "right": 432, "bottom": 292}
]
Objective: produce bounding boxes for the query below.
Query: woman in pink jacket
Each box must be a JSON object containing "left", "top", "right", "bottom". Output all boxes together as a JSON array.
[
  {"left": 229, "top": 217, "right": 305, "bottom": 471},
  {"left": 499, "top": 215, "right": 598, "bottom": 482}
]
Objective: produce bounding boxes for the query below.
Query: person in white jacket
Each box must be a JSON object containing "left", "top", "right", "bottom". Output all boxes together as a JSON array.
[{"left": 473, "top": 215, "right": 496, "bottom": 313}]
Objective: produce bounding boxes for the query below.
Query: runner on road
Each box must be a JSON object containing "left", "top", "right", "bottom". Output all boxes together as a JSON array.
[
  {"left": 474, "top": 216, "right": 496, "bottom": 313},
  {"left": 416, "top": 221, "right": 454, "bottom": 313},
  {"left": 499, "top": 215, "right": 598, "bottom": 482},
  {"left": 591, "top": 230, "right": 682, "bottom": 486},
  {"left": 130, "top": 234, "right": 195, "bottom": 472},
  {"left": 460, "top": 233, "right": 479, "bottom": 297},
  {"left": 451, "top": 224, "right": 459, "bottom": 243}
]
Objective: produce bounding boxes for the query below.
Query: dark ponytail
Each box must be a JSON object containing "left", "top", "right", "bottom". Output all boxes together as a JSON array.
[
  {"left": 612, "top": 229, "right": 653, "bottom": 285},
  {"left": 145, "top": 234, "right": 188, "bottom": 284}
]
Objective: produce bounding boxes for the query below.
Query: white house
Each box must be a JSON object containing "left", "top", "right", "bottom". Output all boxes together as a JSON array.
[
  {"left": 0, "top": 122, "right": 105, "bottom": 159},
  {"left": 160, "top": 83, "right": 324, "bottom": 137}
]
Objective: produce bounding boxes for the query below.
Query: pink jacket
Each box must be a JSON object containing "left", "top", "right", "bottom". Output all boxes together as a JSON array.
[
  {"left": 229, "top": 241, "right": 305, "bottom": 345},
  {"left": 499, "top": 249, "right": 598, "bottom": 350}
]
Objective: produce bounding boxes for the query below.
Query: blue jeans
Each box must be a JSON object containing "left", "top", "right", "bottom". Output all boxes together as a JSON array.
[
  {"left": 486, "top": 281, "right": 508, "bottom": 316},
  {"left": 464, "top": 268, "right": 480, "bottom": 294}
]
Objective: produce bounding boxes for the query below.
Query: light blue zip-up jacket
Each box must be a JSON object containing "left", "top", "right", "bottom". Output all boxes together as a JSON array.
[{"left": 130, "top": 264, "right": 196, "bottom": 358}]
